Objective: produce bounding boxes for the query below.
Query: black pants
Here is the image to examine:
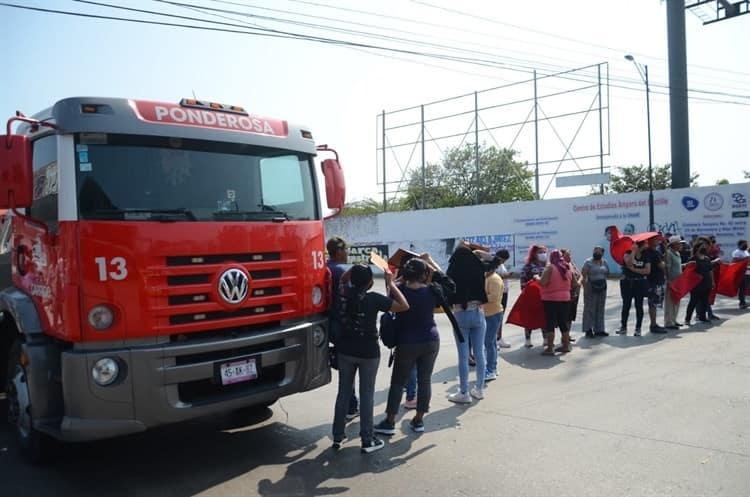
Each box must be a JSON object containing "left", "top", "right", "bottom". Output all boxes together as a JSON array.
[
  {"left": 686, "top": 286, "right": 710, "bottom": 321},
  {"left": 739, "top": 275, "right": 748, "bottom": 306},
  {"left": 385, "top": 341, "right": 440, "bottom": 414},
  {"left": 542, "top": 300, "right": 570, "bottom": 334},
  {"left": 620, "top": 279, "right": 646, "bottom": 329}
]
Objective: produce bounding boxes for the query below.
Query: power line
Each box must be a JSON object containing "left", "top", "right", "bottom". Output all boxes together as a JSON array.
[{"left": 3, "top": 1, "right": 749, "bottom": 107}]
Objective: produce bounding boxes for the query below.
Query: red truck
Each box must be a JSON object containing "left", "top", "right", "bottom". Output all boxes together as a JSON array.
[{"left": 0, "top": 97, "right": 345, "bottom": 461}]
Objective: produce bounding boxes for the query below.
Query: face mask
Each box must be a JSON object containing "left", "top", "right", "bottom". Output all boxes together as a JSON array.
[
  {"left": 592, "top": 252, "right": 603, "bottom": 260},
  {"left": 537, "top": 252, "right": 547, "bottom": 262}
]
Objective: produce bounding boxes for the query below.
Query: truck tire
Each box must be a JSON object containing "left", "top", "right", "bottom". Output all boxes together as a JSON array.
[{"left": 6, "top": 340, "right": 53, "bottom": 463}]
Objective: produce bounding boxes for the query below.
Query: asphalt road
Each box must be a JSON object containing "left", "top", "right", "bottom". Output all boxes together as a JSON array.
[{"left": 2, "top": 281, "right": 749, "bottom": 497}]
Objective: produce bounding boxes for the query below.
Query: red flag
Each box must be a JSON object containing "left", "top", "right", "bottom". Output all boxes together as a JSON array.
[
  {"left": 506, "top": 280, "right": 546, "bottom": 330},
  {"left": 716, "top": 261, "right": 747, "bottom": 297},
  {"left": 669, "top": 263, "right": 702, "bottom": 302},
  {"left": 608, "top": 225, "right": 663, "bottom": 266},
  {"left": 709, "top": 264, "right": 721, "bottom": 305}
]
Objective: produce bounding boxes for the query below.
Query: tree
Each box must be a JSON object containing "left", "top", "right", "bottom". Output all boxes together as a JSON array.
[
  {"left": 716, "top": 179, "right": 729, "bottom": 185},
  {"left": 399, "top": 143, "right": 535, "bottom": 210},
  {"left": 744, "top": 170, "right": 749, "bottom": 180},
  {"left": 341, "top": 198, "right": 402, "bottom": 217},
  {"left": 591, "top": 164, "right": 699, "bottom": 194}
]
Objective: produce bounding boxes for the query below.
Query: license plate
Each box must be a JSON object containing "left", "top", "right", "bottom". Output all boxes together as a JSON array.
[{"left": 219, "top": 358, "right": 258, "bottom": 385}]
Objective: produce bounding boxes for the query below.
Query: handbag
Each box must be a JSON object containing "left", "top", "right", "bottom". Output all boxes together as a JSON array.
[
  {"left": 590, "top": 279, "right": 607, "bottom": 292},
  {"left": 379, "top": 311, "right": 398, "bottom": 348}
]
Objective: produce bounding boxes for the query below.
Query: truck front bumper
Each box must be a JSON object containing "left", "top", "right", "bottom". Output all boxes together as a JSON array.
[{"left": 47, "top": 318, "right": 330, "bottom": 442}]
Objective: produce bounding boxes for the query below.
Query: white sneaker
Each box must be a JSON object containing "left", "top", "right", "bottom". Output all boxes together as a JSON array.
[
  {"left": 497, "top": 339, "right": 511, "bottom": 348},
  {"left": 448, "top": 391, "right": 472, "bottom": 404},
  {"left": 470, "top": 386, "right": 484, "bottom": 400},
  {"left": 524, "top": 337, "right": 533, "bottom": 348}
]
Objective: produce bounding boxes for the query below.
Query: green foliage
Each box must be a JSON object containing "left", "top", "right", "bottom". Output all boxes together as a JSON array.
[
  {"left": 341, "top": 198, "right": 390, "bottom": 217},
  {"left": 716, "top": 178, "right": 730, "bottom": 185},
  {"left": 591, "top": 164, "right": 699, "bottom": 194},
  {"left": 399, "top": 143, "right": 535, "bottom": 210}
]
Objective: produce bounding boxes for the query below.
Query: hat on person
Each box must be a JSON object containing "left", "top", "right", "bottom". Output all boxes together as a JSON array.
[{"left": 668, "top": 235, "right": 682, "bottom": 246}]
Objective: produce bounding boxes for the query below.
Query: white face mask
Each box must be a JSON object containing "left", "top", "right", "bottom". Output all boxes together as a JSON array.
[{"left": 537, "top": 252, "right": 547, "bottom": 262}]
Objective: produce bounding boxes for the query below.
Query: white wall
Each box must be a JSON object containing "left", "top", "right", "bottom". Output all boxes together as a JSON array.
[{"left": 325, "top": 183, "right": 750, "bottom": 274}]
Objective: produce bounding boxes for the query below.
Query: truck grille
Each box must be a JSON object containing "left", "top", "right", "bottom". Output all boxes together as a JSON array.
[{"left": 147, "top": 251, "right": 299, "bottom": 334}]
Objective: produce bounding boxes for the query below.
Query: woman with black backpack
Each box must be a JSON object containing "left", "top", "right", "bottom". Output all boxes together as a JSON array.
[
  {"left": 374, "top": 256, "right": 453, "bottom": 435},
  {"left": 331, "top": 264, "right": 409, "bottom": 454}
]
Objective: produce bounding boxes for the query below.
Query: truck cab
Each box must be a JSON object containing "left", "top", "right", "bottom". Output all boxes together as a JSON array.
[{"left": 0, "top": 97, "right": 345, "bottom": 461}]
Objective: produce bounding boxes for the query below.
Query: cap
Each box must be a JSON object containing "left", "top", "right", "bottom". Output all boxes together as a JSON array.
[{"left": 668, "top": 235, "right": 682, "bottom": 246}]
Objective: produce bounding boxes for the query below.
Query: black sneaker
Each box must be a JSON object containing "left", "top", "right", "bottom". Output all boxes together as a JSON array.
[
  {"left": 594, "top": 331, "right": 610, "bottom": 337},
  {"left": 332, "top": 438, "right": 344, "bottom": 451},
  {"left": 410, "top": 418, "right": 425, "bottom": 433},
  {"left": 361, "top": 437, "right": 385, "bottom": 454},
  {"left": 373, "top": 419, "right": 396, "bottom": 436},
  {"left": 585, "top": 330, "right": 595, "bottom": 339},
  {"left": 709, "top": 314, "right": 722, "bottom": 321},
  {"left": 740, "top": 303, "right": 749, "bottom": 309},
  {"left": 345, "top": 409, "right": 359, "bottom": 421},
  {"left": 650, "top": 326, "right": 668, "bottom": 334}
]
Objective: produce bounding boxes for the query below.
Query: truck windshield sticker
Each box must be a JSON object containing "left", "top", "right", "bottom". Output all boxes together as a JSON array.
[
  {"left": 78, "top": 151, "right": 89, "bottom": 163},
  {"left": 76, "top": 144, "right": 89, "bottom": 152},
  {"left": 131, "top": 101, "right": 288, "bottom": 137},
  {"left": 79, "top": 162, "right": 92, "bottom": 172}
]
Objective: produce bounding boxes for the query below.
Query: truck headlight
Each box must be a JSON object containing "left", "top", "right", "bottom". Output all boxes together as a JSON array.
[
  {"left": 312, "top": 285, "right": 323, "bottom": 306},
  {"left": 91, "top": 357, "right": 119, "bottom": 386},
  {"left": 88, "top": 305, "right": 114, "bottom": 330},
  {"left": 312, "top": 325, "right": 326, "bottom": 347}
]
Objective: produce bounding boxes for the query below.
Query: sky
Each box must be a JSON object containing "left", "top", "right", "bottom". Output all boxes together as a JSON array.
[{"left": 1, "top": 0, "right": 749, "bottom": 204}]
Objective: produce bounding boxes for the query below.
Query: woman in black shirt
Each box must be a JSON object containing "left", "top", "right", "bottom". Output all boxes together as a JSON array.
[
  {"left": 685, "top": 242, "right": 715, "bottom": 325},
  {"left": 331, "top": 264, "right": 409, "bottom": 454}
]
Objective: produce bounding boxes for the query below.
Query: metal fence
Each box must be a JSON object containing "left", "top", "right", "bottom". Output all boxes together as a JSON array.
[{"left": 376, "top": 63, "right": 611, "bottom": 209}]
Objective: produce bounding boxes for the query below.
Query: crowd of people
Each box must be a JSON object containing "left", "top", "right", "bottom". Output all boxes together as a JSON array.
[{"left": 325, "top": 233, "right": 750, "bottom": 454}]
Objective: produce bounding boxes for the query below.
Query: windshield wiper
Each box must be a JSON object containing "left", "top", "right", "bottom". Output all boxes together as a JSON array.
[
  {"left": 90, "top": 208, "right": 197, "bottom": 221},
  {"left": 213, "top": 210, "right": 289, "bottom": 222}
]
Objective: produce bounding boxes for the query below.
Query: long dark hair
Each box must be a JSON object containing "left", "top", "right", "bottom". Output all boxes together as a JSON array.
[{"left": 447, "top": 245, "right": 487, "bottom": 307}]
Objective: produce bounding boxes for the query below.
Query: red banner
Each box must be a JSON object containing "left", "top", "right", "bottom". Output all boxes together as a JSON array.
[
  {"left": 716, "top": 261, "right": 747, "bottom": 297},
  {"left": 506, "top": 280, "right": 546, "bottom": 330},
  {"left": 669, "top": 263, "right": 702, "bottom": 302}
]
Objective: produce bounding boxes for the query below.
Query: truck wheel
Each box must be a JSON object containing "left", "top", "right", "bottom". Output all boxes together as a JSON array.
[{"left": 6, "top": 340, "right": 52, "bottom": 463}]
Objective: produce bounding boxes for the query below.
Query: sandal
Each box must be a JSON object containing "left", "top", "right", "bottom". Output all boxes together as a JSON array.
[
  {"left": 555, "top": 346, "right": 571, "bottom": 354},
  {"left": 541, "top": 348, "right": 555, "bottom": 356}
]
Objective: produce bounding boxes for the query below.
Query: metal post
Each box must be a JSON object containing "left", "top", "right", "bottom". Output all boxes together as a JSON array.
[
  {"left": 645, "top": 64, "right": 655, "bottom": 231},
  {"left": 598, "top": 64, "right": 604, "bottom": 195},
  {"left": 533, "top": 70, "right": 540, "bottom": 200},
  {"left": 421, "top": 104, "right": 426, "bottom": 210},
  {"left": 474, "top": 91, "right": 479, "bottom": 205},
  {"left": 382, "top": 110, "right": 387, "bottom": 211},
  {"left": 667, "top": 0, "right": 691, "bottom": 188}
]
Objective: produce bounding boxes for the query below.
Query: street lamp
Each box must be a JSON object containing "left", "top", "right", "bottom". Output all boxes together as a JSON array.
[{"left": 625, "top": 54, "right": 655, "bottom": 232}]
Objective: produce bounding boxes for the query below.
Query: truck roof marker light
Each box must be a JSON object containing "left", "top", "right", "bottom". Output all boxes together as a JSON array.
[
  {"left": 82, "top": 104, "right": 98, "bottom": 114},
  {"left": 179, "top": 98, "right": 249, "bottom": 115},
  {"left": 301, "top": 130, "right": 313, "bottom": 139}
]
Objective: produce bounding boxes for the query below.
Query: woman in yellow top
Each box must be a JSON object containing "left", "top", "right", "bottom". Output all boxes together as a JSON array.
[{"left": 483, "top": 257, "right": 504, "bottom": 381}]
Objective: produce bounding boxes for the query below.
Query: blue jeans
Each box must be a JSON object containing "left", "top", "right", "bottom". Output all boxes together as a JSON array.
[
  {"left": 454, "top": 308, "right": 486, "bottom": 393},
  {"left": 405, "top": 366, "right": 417, "bottom": 401},
  {"left": 484, "top": 312, "right": 503, "bottom": 374},
  {"left": 332, "top": 353, "right": 379, "bottom": 444}
]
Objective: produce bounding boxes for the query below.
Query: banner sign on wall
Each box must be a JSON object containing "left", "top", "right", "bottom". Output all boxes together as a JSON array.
[{"left": 348, "top": 244, "right": 390, "bottom": 265}]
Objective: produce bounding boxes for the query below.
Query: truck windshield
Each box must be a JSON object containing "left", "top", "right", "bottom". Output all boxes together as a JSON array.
[{"left": 75, "top": 134, "right": 318, "bottom": 221}]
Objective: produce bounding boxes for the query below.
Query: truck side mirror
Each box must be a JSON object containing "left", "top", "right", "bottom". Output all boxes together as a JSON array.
[
  {"left": 0, "top": 135, "right": 33, "bottom": 209},
  {"left": 322, "top": 158, "right": 345, "bottom": 217}
]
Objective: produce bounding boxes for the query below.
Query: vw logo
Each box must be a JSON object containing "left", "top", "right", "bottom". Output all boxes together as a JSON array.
[{"left": 218, "top": 268, "right": 249, "bottom": 305}]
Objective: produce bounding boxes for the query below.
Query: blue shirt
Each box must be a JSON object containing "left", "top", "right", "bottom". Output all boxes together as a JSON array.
[{"left": 395, "top": 285, "right": 440, "bottom": 345}]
